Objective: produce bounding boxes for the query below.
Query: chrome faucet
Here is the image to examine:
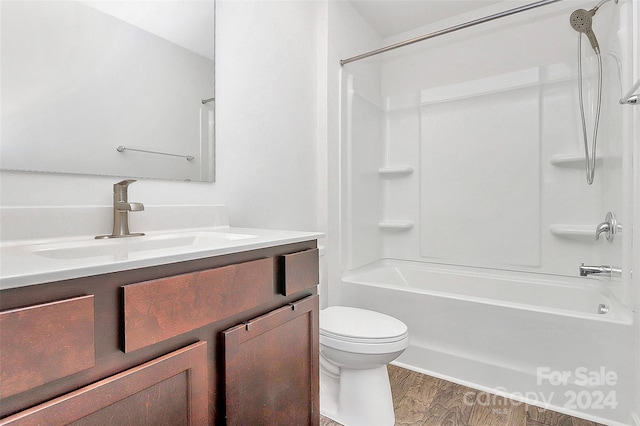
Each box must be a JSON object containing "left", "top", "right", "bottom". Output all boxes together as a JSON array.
[
  {"left": 579, "top": 263, "right": 621, "bottom": 277},
  {"left": 96, "top": 179, "right": 145, "bottom": 239}
]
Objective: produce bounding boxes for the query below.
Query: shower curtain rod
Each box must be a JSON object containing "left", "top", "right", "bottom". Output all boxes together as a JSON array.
[{"left": 340, "top": 0, "right": 563, "bottom": 66}]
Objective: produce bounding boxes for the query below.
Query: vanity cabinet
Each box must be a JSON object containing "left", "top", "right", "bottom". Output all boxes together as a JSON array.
[{"left": 0, "top": 241, "right": 319, "bottom": 425}]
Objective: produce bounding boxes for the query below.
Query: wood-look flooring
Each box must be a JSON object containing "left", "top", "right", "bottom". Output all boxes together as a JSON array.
[{"left": 319, "top": 365, "right": 605, "bottom": 426}]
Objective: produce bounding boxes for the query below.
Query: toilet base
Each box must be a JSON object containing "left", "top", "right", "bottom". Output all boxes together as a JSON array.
[{"left": 320, "top": 364, "right": 395, "bottom": 426}]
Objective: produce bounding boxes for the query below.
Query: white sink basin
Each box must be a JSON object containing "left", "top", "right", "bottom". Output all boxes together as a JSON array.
[{"left": 29, "top": 231, "right": 257, "bottom": 260}]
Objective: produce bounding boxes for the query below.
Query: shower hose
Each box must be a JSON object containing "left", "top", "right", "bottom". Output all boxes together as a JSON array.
[{"left": 577, "top": 35, "right": 603, "bottom": 185}]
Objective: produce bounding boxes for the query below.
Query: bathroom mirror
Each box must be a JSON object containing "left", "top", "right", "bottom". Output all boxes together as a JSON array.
[{"left": 1, "top": 0, "right": 215, "bottom": 182}]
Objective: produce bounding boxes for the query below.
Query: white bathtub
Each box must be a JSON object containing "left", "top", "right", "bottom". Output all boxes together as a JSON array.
[{"left": 340, "top": 259, "right": 635, "bottom": 426}]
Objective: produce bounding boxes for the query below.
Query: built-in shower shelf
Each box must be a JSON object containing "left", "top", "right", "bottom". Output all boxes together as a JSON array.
[
  {"left": 378, "top": 220, "right": 414, "bottom": 230},
  {"left": 378, "top": 166, "right": 414, "bottom": 177},
  {"left": 549, "top": 225, "right": 595, "bottom": 241},
  {"left": 549, "top": 154, "right": 604, "bottom": 169}
]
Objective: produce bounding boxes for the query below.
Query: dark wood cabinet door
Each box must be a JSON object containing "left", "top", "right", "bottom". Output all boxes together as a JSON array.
[
  {"left": 0, "top": 341, "right": 209, "bottom": 426},
  {"left": 223, "top": 295, "right": 319, "bottom": 426}
]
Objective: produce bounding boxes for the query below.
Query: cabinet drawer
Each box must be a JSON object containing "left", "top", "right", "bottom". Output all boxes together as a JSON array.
[
  {"left": 0, "top": 295, "right": 95, "bottom": 399},
  {"left": 123, "top": 257, "right": 274, "bottom": 352},
  {"left": 279, "top": 248, "right": 319, "bottom": 296}
]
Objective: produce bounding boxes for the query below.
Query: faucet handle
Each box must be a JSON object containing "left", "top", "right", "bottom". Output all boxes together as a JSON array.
[
  {"left": 114, "top": 179, "right": 137, "bottom": 191},
  {"left": 595, "top": 211, "right": 619, "bottom": 242},
  {"left": 595, "top": 222, "right": 611, "bottom": 240},
  {"left": 113, "top": 179, "right": 138, "bottom": 203}
]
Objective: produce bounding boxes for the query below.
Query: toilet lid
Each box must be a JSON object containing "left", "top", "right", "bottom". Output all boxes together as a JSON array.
[{"left": 320, "top": 306, "right": 408, "bottom": 341}]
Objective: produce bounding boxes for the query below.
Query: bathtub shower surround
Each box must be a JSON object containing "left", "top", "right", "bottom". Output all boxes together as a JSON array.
[{"left": 337, "top": 1, "right": 637, "bottom": 425}]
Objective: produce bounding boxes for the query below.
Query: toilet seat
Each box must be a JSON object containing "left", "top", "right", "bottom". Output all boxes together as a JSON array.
[
  {"left": 320, "top": 331, "right": 408, "bottom": 344},
  {"left": 320, "top": 306, "right": 409, "bottom": 353}
]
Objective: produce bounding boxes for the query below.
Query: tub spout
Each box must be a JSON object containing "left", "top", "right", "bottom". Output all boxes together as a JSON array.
[{"left": 579, "top": 263, "right": 621, "bottom": 277}]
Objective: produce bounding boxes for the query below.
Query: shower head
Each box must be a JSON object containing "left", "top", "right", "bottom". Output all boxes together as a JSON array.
[{"left": 570, "top": 8, "right": 600, "bottom": 53}]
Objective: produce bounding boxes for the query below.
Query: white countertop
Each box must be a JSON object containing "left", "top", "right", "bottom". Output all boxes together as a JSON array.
[{"left": 0, "top": 227, "right": 322, "bottom": 290}]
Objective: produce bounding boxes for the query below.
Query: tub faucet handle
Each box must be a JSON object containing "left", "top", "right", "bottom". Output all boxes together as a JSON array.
[
  {"left": 595, "top": 211, "right": 619, "bottom": 242},
  {"left": 595, "top": 222, "right": 611, "bottom": 240}
]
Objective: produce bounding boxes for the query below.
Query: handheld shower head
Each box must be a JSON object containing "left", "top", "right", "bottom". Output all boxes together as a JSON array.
[
  {"left": 570, "top": 8, "right": 600, "bottom": 53},
  {"left": 570, "top": 0, "right": 617, "bottom": 186}
]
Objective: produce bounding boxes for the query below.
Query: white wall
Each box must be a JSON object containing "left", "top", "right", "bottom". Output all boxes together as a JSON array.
[
  {"left": 0, "top": 0, "right": 320, "bottom": 233},
  {"left": 214, "top": 0, "right": 320, "bottom": 230}
]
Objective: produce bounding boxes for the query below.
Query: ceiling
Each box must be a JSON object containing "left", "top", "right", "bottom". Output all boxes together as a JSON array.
[
  {"left": 349, "top": 0, "right": 506, "bottom": 38},
  {"left": 82, "top": 1, "right": 214, "bottom": 59}
]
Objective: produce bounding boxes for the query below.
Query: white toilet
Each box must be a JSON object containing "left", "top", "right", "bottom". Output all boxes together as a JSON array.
[{"left": 319, "top": 306, "right": 409, "bottom": 426}]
